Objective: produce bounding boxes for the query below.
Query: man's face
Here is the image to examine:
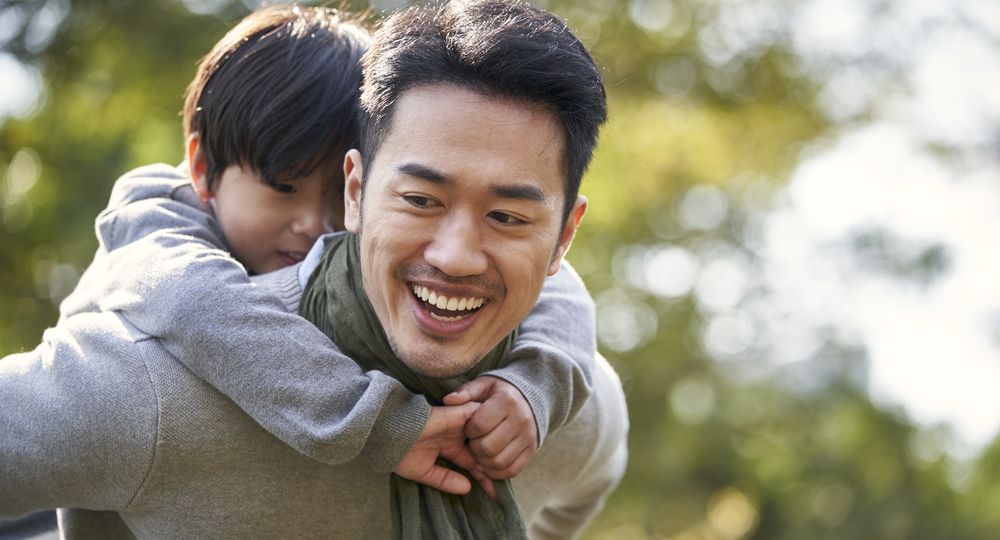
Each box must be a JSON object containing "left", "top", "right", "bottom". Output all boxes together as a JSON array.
[
  {"left": 343, "top": 84, "right": 586, "bottom": 377},
  {"left": 189, "top": 144, "right": 345, "bottom": 275}
]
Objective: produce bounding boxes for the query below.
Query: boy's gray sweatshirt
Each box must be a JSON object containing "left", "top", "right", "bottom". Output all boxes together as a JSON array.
[{"left": 57, "top": 163, "right": 597, "bottom": 469}]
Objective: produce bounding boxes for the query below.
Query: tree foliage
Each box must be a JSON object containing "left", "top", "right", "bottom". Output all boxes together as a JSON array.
[{"left": 1, "top": 0, "right": 997, "bottom": 538}]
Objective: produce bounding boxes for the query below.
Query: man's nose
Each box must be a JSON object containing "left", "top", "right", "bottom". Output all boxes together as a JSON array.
[{"left": 424, "top": 214, "right": 488, "bottom": 277}]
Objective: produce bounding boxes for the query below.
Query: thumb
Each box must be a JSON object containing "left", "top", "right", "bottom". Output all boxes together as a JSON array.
[
  {"left": 443, "top": 377, "right": 497, "bottom": 406},
  {"left": 431, "top": 401, "right": 480, "bottom": 432},
  {"left": 415, "top": 464, "right": 473, "bottom": 495}
]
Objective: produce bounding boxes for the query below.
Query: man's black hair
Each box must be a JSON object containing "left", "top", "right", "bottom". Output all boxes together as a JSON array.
[{"left": 359, "top": 0, "right": 607, "bottom": 222}]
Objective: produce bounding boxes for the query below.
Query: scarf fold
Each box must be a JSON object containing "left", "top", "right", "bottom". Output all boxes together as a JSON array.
[{"left": 299, "top": 233, "right": 528, "bottom": 540}]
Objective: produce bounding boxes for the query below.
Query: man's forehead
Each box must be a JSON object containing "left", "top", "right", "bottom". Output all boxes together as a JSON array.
[
  {"left": 372, "top": 84, "right": 566, "bottom": 192},
  {"left": 388, "top": 84, "right": 563, "bottom": 144}
]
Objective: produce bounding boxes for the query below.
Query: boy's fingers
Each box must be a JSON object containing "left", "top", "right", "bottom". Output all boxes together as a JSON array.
[
  {"left": 469, "top": 466, "right": 497, "bottom": 499},
  {"left": 444, "top": 377, "right": 497, "bottom": 406},
  {"left": 469, "top": 427, "right": 511, "bottom": 459},
  {"left": 481, "top": 446, "right": 535, "bottom": 480},
  {"left": 471, "top": 429, "right": 530, "bottom": 467},
  {"left": 465, "top": 404, "right": 506, "bottom": 440},
  {"left": 435, "top": 435, "right": 495, "bottom": 497},
  {"left": 469, "top": 399, "right": 536, "bottom": 454}
]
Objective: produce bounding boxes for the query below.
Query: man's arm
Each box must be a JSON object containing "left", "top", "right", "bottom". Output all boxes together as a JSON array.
[{"left": 0, "top": 314, "right": 157, "bottom": 518}]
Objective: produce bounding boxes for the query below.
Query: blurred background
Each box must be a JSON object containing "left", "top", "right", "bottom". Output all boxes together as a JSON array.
[{"left": 2, "top": 0, "right": 999, "bottom": 538}]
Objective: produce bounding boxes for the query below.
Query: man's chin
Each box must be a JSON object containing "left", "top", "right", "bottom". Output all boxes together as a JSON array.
[
  {"left": 389, "top": 339, "right": 483, "bottom": 379},
  {"left": 399, "top": 353, "right": 468, "bottom": 379}
]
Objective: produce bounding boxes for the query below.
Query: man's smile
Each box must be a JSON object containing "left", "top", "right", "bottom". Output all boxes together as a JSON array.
[
  {"left": 412, "top": 284, "right": 485, "bottom": 317},
  {"left": 409, "top": 282, "right": 489, "bottom": 333}
]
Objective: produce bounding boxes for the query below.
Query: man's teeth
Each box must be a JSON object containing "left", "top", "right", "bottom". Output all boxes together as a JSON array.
[
  {"left": 412, "top": 285, "right": 485, "bottom": 314},
  {"left": 430, "top": 313, "right": 463, "bottom": 322}
]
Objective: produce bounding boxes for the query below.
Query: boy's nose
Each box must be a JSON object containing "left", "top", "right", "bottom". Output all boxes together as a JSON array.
[{"left": 292, "top": 205, "right": 332, "bottom": 239}]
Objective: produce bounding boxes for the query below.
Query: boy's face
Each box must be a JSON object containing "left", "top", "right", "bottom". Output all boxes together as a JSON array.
[
  {"left": 194, "top": 161, "right": 342, "bottom": 275},
  {"left": 342, "top": 84, "right": 586, "bottom": 377}
]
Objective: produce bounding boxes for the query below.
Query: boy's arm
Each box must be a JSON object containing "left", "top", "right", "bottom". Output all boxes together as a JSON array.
[
  {"left": 453, "top": 261, "right": 595, "bottom": 438},
  {"left": 446, "top": 262, "right": 595, "bottom": 478},
  {"left": 491, "top": 261, "right": 596, "bottom": 443},
  {"left": 76, "top": 170, "right": 430, "bottom": 471},
  {"left": 92, "top": 227, "right": 430, "bottom": 471}
]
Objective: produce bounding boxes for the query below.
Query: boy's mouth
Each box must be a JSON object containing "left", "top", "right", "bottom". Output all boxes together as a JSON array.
[
  {"left": 279, "top": 251, "right": 307, "bottom": 265},
  {"left": 410, "top": 284, "right": 486, "bottom": 322}
]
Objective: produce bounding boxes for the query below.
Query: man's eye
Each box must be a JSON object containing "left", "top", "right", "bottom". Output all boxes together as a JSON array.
[
  {"left": 489, "top": 211, "right": 526, "bottom": 225},
  {"left": 404, "top": 195, "right": 433, "bottom": 207},
  {"left": 272, "top": 183, "right": 296, "bottom": 194}
]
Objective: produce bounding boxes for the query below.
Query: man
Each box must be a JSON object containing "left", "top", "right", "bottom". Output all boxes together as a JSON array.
[{"left": 0, "top": 0, "right": 628, "bottom": 538}]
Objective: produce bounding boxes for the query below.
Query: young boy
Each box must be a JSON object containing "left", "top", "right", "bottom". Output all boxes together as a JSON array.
[{"left": 59, "top": 3, "right": 595, "bottom": 494}]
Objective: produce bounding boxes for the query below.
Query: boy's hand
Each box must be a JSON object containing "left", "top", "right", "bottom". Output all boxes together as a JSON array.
[
  {"left": 444, "top": 376, "right": 538, "bottom": 480},
  {"left": 395, "top": 402, "right": 496, "bottom": 497}
]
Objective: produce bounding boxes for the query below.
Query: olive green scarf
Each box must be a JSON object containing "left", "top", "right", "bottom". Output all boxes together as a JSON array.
[{"left": 299, "top": 233, "right": 528, "bottom": 540}]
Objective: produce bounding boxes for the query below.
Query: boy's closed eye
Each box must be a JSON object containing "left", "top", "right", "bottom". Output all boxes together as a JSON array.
[{"left": 271, "top": 182, "right": 297, "bottom": 194}]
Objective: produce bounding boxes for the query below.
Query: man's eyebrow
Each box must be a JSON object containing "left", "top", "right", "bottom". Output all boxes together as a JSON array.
[
  {"left": 396, "top": 162, "right": 546, "bottom": 202},
  {"left": 397, "top": 163, "right": 447, "bottom": 184},
  {"left": 491, "top": 184, "right": 546, "bottom": 202}
]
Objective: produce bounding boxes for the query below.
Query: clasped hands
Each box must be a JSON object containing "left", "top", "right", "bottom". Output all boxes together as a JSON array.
[{"left": 393, "top": 377, "right": 538, "bottom": 498}]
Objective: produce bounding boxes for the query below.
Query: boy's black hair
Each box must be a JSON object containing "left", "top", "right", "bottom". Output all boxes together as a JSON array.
[
  {"left": 359, "top": 0, "right": 607, "bottom": 222},
  {"left": 184, "top": 4, "right": 370, "bottom": 188}
]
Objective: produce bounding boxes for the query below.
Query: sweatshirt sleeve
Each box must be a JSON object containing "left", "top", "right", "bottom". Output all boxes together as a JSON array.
[
  {"left": 76, "top": 171, "right": 429, "bottom": 472},
  {"left": 483, "top": 261, "right": 596, "bottom": 446},
  {"left": 0, "top": 315, "right": 157, "bottom": 518}
]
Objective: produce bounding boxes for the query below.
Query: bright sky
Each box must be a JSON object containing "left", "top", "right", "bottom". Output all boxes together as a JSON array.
[
  {"left": 761, "top": 123, "right": 1000, "bottom": 454},
  {"left": 756, "top": 0, "right": 1000, "bottom": 453},
  {"left": 605, "top": 0, "right": 1000, "bottom": 455},
  {"left": 0, "top": 52, "right": 42, "bottom": 120}
]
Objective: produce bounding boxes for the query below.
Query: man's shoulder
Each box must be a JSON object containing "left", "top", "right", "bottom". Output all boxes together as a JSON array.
[
  {"left": 537, "top": 354, "right": 627, "bottom": 461},
  {"left": 7, "top": 312, "right": 164, "bottom": 441},
  {"left": 513, "top": 354, "right": 628, "bottom": 533},
  {"left": 49, "top": 311, "right": 233, "bottom": 420}
]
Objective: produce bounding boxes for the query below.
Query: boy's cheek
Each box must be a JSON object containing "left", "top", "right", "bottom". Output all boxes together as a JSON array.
[{"left": 328, "top": 199, "right": 346, "bottom": 231}]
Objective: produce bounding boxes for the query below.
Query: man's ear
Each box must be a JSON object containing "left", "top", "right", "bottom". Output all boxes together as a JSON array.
[
  {"left": 547, "top": 196, "right": 587, "bottom": 276},
  {"left": 343, "top": 149, "right": 364, "bottom": 234},
  {"left": 186, "top": 134, "right": 212, "bottom": 201}
]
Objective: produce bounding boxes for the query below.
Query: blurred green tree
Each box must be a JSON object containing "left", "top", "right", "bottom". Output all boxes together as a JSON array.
[{"left": 1, "top": 0, "right": 996, "bottom": 538}]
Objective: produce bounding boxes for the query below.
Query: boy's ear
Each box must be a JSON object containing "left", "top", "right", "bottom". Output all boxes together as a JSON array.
[
  {"left": 547, "top": 196, "right": 587, "bottom": 276},
  {"left": 343, "top": 149, "right": 364, "bottom": 234},
  {"left": 186, "top": 134, "right": 212, "bottom": 201}
]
